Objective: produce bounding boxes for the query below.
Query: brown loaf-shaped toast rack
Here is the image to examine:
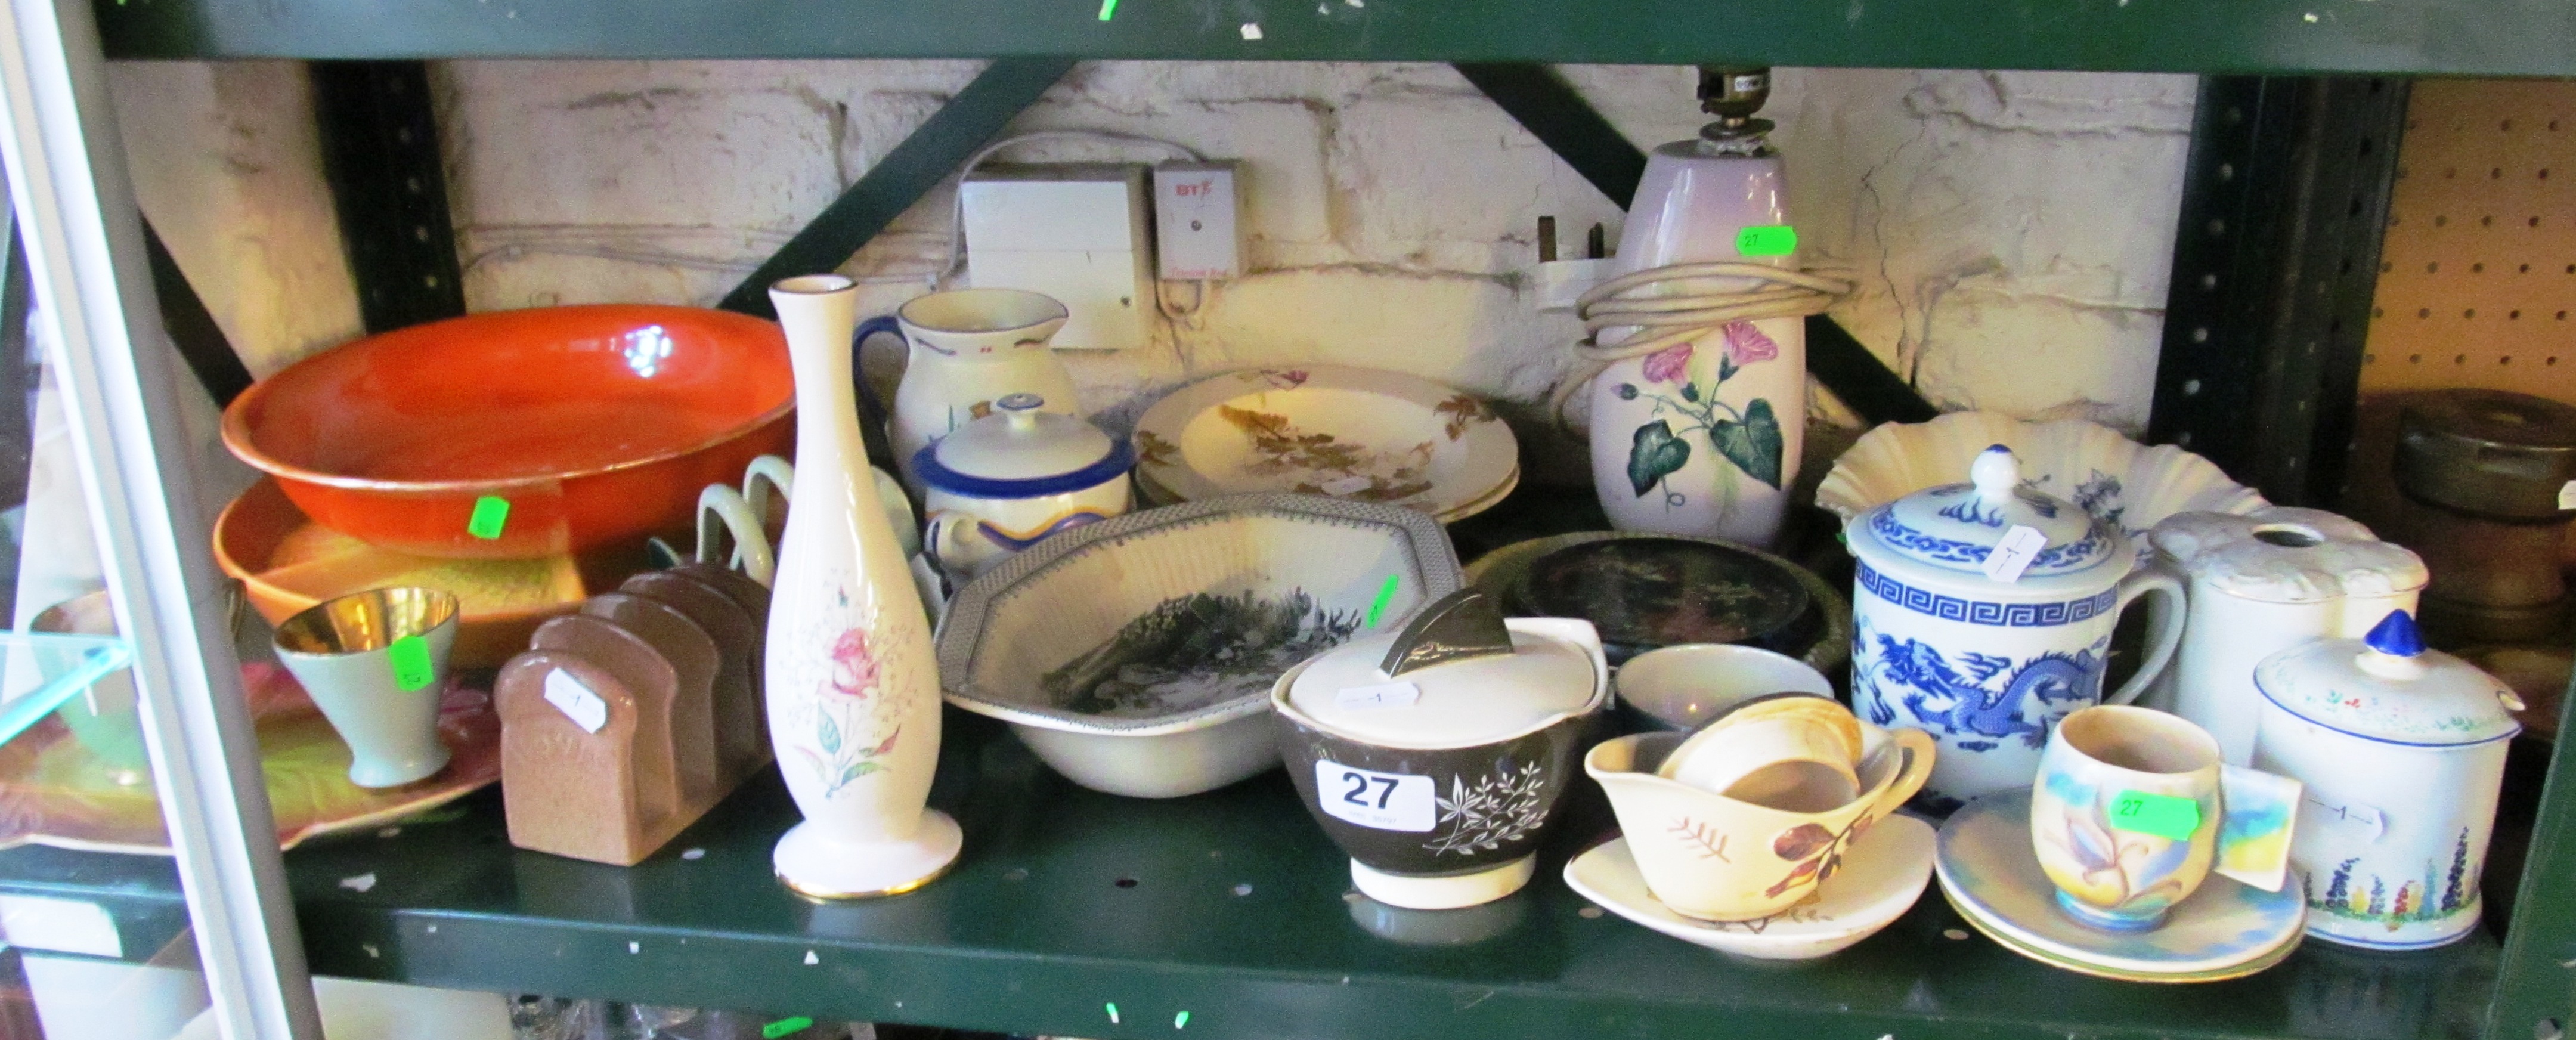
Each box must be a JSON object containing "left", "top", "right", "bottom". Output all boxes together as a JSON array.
[
  {"left": 581, "top": 592, "right": 721, "bottom": 800},
  {"left": 497, "top": 570, "right": 770, "bottom": 866},
  {"left": 532, "top": 615, "right": 686, "bottom": 819},
  {"left": 620, "top": 571, "right": 767, "bottom": 777},
  {"left": 497, "top": 649, "right": 658, "bottom": 862}
]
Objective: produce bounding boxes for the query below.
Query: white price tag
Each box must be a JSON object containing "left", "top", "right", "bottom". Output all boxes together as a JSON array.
[
  {"left": 2558, "top": 479, "right": 2576, "bottom": 511},
  {"left": 1319, "top": 474, "right": 1376, "bottom": 496},
  {"left": 2303, "top": 796, "right": 2385, "bottom": 844},
  {"left": 1314, "top": 759, "right": 1436, "bottom": 832},
  {"left": 1981, "top": 525, "right": 2049, "bottom": 584},
  {"left": 544, "top": 669, "right": 608, "bottom": 733},
  {"left": 1335, "top": 682, "right": 1420, "bottom": 710}
]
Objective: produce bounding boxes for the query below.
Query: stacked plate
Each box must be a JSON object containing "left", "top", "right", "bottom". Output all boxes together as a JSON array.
[
  {"left": 1132, "top": 366, "right": 1519, "bottom": 524},
  {"left": 1934, "top": 789, "right": 2306, "bottom": 982}
]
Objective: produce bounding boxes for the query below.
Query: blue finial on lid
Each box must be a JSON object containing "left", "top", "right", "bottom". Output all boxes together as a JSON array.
[{"left": 2364, "top": 609, "right": 2425, "bottom": 658}]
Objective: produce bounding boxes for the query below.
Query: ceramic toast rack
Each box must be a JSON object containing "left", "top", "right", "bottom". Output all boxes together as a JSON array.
[{"left": 495, "top": 564, "right": 770, "bottom": 865}]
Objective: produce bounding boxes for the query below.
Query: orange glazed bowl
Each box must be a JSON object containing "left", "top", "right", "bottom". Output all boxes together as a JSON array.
[{"left": 222, "top": 305, "right": 794, "bottom": 559}]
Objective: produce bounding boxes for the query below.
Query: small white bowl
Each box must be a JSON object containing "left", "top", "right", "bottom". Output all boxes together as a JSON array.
[
  {"left": 936, "top": 494, "right": 1462, "bottom": 798},
  {"left": 1615, "top": 643, "right": 1834, "bottom": 732}
]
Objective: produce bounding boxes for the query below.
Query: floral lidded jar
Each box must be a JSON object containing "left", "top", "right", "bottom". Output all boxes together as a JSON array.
[
  {"left": 2252, "top": 609, "right": 2522, "bottom": 950},
  {"left": 914, "top": 393, "right": 1133, "bottom": 581},
  {"left": 1272, "top": 588, "right": 1606, "bottom": 910},
  {"left": 1846, "top": 444, "right": 2185, "bottom": 812}
]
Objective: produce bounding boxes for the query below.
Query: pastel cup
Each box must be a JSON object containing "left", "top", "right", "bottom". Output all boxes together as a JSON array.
[
  {"left": 1614, "top": 643, "right": 1834, "bottom": 732},
  {"left": 273, "top": 587, "right": 459, "bottom": 788},
  {"left": 1657, "top": 694, "right": 1864, "bottom": 811},
  {"left": 1589, "top": 724, "right": 1935, "bottom": 921},
  {"left": 2031, "top": 704, "right": 2301, "bottom": 933}
]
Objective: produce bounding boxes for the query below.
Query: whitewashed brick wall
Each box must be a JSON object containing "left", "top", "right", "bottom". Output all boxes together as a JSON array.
[{"left": 109, "top": 60, "right": 2196, "bottom": 466}]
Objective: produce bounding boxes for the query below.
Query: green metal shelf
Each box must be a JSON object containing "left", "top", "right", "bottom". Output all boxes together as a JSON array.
[
  {"left": 45, "top": 0, "right": 2576, "bottom": 1017},
  {"left": 0, "top": 841, "right": 193, "bottom": 961},
  {"left": 0, "top": 710, "right": 2507, "bottom": 1040},
  {"left": 92, "top": 0, "right": 2576, "bottom": 77}
]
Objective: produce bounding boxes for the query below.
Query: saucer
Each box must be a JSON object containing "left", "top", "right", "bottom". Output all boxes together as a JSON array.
[
  {"left": 216, "top": 478, "right": 602, "bottom": 667},
  {"left": 1563, "top": 813, "right": 1934, "bottom": 960},
  {"left": 1951, "top": 900, "right": 2301, "bottom": 983},
  {"left": 1934, "top": 789, "right": 2305, "bottom": 982}
]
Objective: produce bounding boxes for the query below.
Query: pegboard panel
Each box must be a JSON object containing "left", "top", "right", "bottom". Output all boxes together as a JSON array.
[{"left": 2364, "top": 79, "right": 2576, "bottom": 395}]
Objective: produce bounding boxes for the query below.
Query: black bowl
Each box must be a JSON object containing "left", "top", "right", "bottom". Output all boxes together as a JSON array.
[
  {"left": 1512, "top": 537, "right": 1815, "bottom": 663},
  {"left": 1271, "top": 659, "right": 1599, "bottom": 909}
]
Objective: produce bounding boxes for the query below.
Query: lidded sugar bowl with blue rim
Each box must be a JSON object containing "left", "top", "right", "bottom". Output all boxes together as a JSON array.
[
  {"left": 1845, "top": 445, "right": 2187, "bottom": 812},
  {"left": 2252, "top": 609, "right": 2524, "bottom": 950},
  {"left": 914, "top": 393, "right": 1135, "bottom": 581}
]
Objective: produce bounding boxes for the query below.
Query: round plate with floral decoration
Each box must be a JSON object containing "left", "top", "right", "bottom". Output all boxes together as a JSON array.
[
  {"left": 1132, "top": 367, "right": 1518, "bottom": 522},
  {"left": 1144, "top": 460, "right": 1518, "bottom": 525}
]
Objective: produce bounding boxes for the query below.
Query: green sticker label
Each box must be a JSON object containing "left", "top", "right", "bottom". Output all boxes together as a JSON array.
[
  {"left": 1736, "top": 224, "right": 1798, "bottom": 256},
  {"left": 467, "top": 496, "right": 510, "bottom": 540},
  {"left": 761, "top": 1017, "right": 814, "bottom": 1040},
  {"left": 2108, "top": 790, "right": 2201, "bottom": 841},
  {"left": 1365, "top": 574, "right": 1401, "bottom": 628},
  {"left": 388, "top": 634, "right": 436, "bottom": 692}
]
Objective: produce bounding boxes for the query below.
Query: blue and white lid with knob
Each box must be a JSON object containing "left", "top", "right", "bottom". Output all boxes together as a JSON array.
[
  {"left": 911, "top": 393, "right": 1135, "bottom": 498},
  {"left": 1849, "top": 444, "right": 2122, "bottom": 585},
  {"left": 2253, "top": 609, "right": 2525, "bottom": 747}
]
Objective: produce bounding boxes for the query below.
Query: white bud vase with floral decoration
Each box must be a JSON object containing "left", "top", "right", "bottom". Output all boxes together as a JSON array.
[{"left": 764, "top": 274, "right": 959, "bottom": 899}]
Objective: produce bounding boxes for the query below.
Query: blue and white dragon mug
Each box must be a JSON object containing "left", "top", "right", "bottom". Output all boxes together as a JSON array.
[{"left": 1844, "top": 445, "right": 2185, "bottom": 813}]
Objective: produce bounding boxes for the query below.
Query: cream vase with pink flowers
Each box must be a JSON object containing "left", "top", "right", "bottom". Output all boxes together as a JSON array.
[{"left": 764, "top": 274, "right": 960, "bottom": 899}]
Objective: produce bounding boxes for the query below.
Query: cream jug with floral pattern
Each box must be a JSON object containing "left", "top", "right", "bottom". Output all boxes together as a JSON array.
[
  {"left": 857, "top": 288, "right": 1078, "bottom": 490},
  {"left": 1847, "top": 445, "right": 2186, "bottom": 812}
]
